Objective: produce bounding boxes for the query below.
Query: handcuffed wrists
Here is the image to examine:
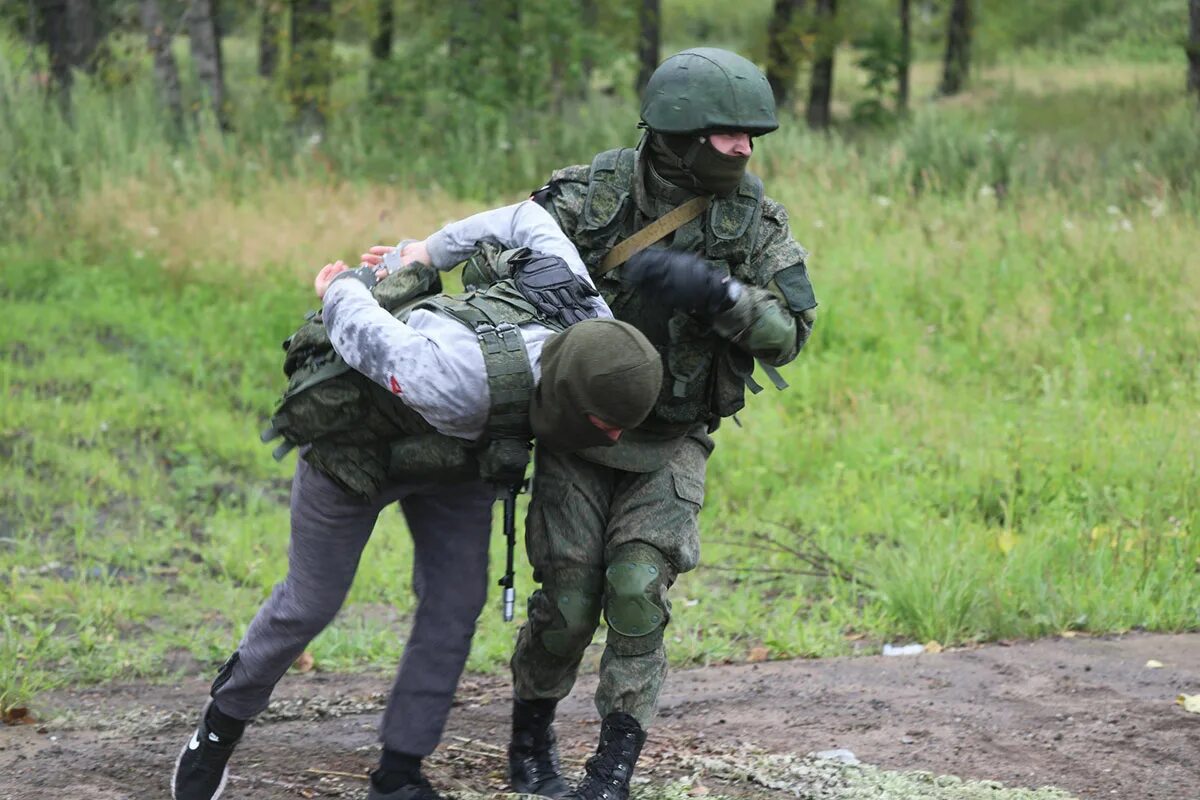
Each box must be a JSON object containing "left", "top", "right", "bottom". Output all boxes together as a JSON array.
[{"left": 330, "top": 264, "right": 379, "bottom": 293}]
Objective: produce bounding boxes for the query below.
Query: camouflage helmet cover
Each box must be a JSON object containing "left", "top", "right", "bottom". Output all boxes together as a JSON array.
[{"left": 640, "top": 47, "right": 779, "bottom": 136}]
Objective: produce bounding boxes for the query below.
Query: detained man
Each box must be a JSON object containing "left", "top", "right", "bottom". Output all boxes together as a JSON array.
[{"left": 170, "top": 200, "right": 663, "bottom": 800}]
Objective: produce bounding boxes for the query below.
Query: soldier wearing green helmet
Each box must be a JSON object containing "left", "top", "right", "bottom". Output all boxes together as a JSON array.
[{"left": 505, "top": 48, "right": 818, "bottom": 800}]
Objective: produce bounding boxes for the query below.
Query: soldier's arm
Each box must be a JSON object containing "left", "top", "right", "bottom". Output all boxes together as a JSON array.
[
  {"left": 711, "top": 198, "right": 816, "bottom": 367},
  {"left": 530, "top": 165, "right": 590, "bottom": 246}
]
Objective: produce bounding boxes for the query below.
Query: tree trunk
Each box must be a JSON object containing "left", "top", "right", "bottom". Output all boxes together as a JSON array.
[
  {"left": 259, "top": 0, "right": 283, "bottom": 79},
  {"left": 805, "top": 0, "right": 836, "bottom": 130},
  {"left": 65, "top": 0, "right": 100, "bottom": 75},
  {"left": 501, "top": 0, "right": 521, "bottom": 98},
  {"left": 289, "top": 0, "right": 334, "bottom": 134},
  {"left": 940, "top": 0, "right": 972, "bottom": 96},
  {"left": 1189, "top": 0, "right": 1200, "bottom": 102},
  {"left": 898, "top": 0, "right": 911, "bottom": 112},
  {"left": 371, "top": 0, "right": 393, "bottom": 63},
  {"left": 34, "top": 0, "right": 73, "bottom": 100},
  {"left": 636, "top": 0, "right": 660, "bottom": 95},
  {"left": 767, "top": 0, "right": 806, "bottom": 110},
  {"left": 580, "top": 0, "right": 597, "bottom": 89},
  {"left": 367, "top": 0, "right": 393, "bottom": 94},
  {"left": 140, "top": 0, "right": 183, "bottom": 131},
  {"left": 187, "top": 0, "right": 228, "bottom": 129}
]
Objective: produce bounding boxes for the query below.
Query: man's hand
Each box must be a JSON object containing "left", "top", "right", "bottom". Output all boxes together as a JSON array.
[
  {"left": 315, "top": 260, "right": 350, "bottom": 299},
  {"left": 315, "top": 259, "right": 387, "bottom": 300},
  {"left": 361, "top": 239, "right": 430, "bottom": 273},
  {"left": 622, "top": 248, "right": 739, "bottom": 317}
]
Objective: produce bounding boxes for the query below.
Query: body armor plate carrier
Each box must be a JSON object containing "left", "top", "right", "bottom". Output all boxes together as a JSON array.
[{"left": 261, "top": 247, "right": 562, "bottom": 498}]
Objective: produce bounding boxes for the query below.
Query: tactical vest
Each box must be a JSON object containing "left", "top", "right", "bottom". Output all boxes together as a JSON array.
[
  {"left": 568, "top": 147, "right": 774, "bottom": 433},
  {"left": 262, "top": 248, "right": 561, "bottom": 499}
]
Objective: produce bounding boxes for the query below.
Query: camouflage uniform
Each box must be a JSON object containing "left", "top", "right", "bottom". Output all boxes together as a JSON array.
[{"left": 511, "top": 133, "right": 817, "bottom": 726}]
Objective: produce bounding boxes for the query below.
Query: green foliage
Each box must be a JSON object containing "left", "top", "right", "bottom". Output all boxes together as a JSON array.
[
  {"left": 978, "top": 0, "right": 1186, "bottom": 61},
  {"left": 851, "top": 21, "right": 905, "bottom": 126},
  {"left": 1, "top": 8, "right": 1199, "bottom": 714}
]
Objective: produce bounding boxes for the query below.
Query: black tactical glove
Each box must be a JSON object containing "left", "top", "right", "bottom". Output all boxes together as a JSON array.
[
  {"left": 512, "top": 252, "right": 601, "bottom": 326},
  {"left": 622, "top": 248, "right": 738, "bottom": 317}
]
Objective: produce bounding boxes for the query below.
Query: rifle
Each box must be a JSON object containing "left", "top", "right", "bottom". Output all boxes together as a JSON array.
[{"left": 498, "top": 484, "right": 520, "bottom": 622}]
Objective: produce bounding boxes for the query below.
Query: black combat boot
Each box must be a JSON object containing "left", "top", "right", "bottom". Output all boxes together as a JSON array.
[
  {"left": 565, "top": 712, "right": 646, "bottom": 800},
  {"left": 508, "top": 696, "right": 571, "bottom": 798}
]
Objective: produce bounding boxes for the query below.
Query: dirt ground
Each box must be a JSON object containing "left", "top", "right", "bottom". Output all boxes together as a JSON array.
[{"left": 1, "top": 633, "right": 1197, "bottom": 800}]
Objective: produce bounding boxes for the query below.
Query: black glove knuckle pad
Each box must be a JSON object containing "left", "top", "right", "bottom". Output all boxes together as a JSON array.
[{"left": 513, "top": 253, "right": 599, "bottom": 327}]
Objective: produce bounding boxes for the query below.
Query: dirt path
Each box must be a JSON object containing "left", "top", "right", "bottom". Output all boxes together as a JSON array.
[{"left": 2, "top": 633, "right": 1197, "bottom": 800}]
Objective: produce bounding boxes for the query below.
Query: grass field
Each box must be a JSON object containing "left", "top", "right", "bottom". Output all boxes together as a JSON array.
[{"left": 2, "top": 29, "right": 1199, "bottom": 715}]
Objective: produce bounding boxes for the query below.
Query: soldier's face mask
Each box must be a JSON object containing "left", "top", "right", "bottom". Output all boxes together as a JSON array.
[{"left": 649, "top": 132, "right": 751, "bottom": 198}]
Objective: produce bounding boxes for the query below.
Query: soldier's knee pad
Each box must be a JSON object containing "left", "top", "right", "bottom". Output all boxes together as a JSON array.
[
  {"left": 533, "top": 568, "right": 604, "bottom": 659},
  {"left": 604, "top": 543, "right": 672, "bottom": 657}
]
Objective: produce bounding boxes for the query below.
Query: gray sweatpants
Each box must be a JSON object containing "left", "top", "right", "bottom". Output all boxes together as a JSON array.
[{"left": 211, "top": 457, "right": 495, "bottom": 756}]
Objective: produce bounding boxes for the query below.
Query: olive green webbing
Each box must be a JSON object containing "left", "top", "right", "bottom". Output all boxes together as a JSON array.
[
  {"left": 598, "top": 195, "right": 711, "bottom": 275},
  {"left": 424, "top": 293, "right": 536, "bottom": 443}
]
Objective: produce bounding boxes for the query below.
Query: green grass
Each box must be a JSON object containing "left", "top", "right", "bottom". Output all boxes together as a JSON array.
[
  {"left": 2, "top": 23, "right": 1199, "bottom": 715},
  {"left": 4, "top": 183, "right": 1197, "bottom": 713}
]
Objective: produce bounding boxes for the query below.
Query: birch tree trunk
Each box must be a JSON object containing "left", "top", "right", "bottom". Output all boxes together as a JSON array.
[
  {"left": 186, "top": 0, "right": 228, "bottom": 129},
  {"left": 140, "top": 0, "right": 183, "bottom": 131},
  {"left": 805, "top": 0, "right": 836, "bottom": 130},
  {"left": 636, "top": 0, "right": 661, "bottom": 95},
  {"left": 940, "top": 0, "right": 972, "bottom": 97},
  {"left": 767, "top": 0, "right": 806, "bottom": 110}
]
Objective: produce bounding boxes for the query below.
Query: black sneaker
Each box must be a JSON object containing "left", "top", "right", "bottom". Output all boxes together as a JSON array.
[
  {"left": 172, "top": 701, "right": 241, "bottom": 800},
  {"left": 366, "top": 772, "right": 446, "bottom": 800}
]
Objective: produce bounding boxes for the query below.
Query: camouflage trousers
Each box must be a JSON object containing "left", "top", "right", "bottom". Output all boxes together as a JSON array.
[{"left": 510, "top": 429, "right": 711, "bottom": 727}]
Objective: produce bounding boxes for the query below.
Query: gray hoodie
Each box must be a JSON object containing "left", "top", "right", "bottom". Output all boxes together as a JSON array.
[{"left": 322, "top": 201, "right": 611, "bottom": 441}]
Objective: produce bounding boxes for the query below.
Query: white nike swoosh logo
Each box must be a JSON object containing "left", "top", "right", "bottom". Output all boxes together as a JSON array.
[{"left": 188, "top": 732, "right": 200, "bottom": 751}]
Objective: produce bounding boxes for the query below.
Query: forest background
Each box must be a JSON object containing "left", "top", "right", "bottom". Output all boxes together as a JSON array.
[{"left": 1, "top": 0, "right": 1199, "bottom": 717}]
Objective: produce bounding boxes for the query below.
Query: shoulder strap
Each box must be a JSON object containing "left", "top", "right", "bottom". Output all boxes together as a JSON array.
[
  {"left": 425, "top": 291, "right": 536, "bottom": 444},
  {"left": 598, "top": 195, "right": 711, "bottom": 275}
]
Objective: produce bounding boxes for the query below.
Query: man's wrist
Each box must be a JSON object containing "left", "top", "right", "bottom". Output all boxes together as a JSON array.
[
  {"left": 330, "top": 264, "right": 380, "bottom": 293},
  {"left": 424, "top": 232, "right": 454, "bottom": 270}
]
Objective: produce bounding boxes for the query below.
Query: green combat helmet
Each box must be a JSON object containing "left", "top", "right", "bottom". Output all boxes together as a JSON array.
[{"left": 640, "top": 47, "right": 778, "bottom": 136}]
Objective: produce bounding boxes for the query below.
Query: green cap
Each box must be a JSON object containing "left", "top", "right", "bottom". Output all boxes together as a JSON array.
[
  {"left": 530, "top": 319, "right": 663, "bottom": 453},
  {"left": 640, "top": 48, "right": 779, "bottom": 136}
]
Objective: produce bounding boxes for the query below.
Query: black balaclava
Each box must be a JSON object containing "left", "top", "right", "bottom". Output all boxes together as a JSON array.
[
  {"left": 530, "top": 319, "right": 663, "bottom": 453},
  {"left": 647, "top": 131, "right": 750, "bottom": 197}
]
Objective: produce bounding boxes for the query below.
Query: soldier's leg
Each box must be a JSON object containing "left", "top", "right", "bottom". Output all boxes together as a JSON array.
[
  {"left": 511, "top": 448, "right": 614, "bottom": 702},
  {"left": 595, "top": 430, "right": 711, "bottom": 727},
  {"left": 212, "top": 457, "right": 390, "bottom": 720},
  {"left": 378, "top": 479, "right": 495, "bottom": 756}
]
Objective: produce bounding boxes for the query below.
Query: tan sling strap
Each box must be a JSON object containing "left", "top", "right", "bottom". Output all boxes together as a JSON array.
[{"left": 597, "top": 195, "right": 711, "bottom": 275}]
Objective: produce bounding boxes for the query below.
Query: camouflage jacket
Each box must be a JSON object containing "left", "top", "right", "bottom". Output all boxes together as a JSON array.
[{"left": 534, "top": 144, "right": 817, "bottom": 466}]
